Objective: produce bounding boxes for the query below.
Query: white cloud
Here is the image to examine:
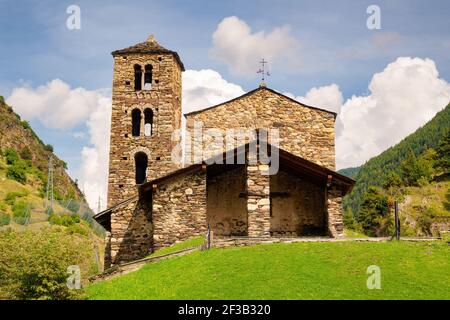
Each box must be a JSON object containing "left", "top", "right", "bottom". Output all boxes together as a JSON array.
[
  {"left": 284, "top": 58, "right": 450, "bottom": 170},
  {"left": 182, "top": 69, "right": 245, "bottom": 114},
  {"left": 336, "top": 57, "right": 450, "bottom": 169},
  {"left": 72, "top": 131, "right": 87, "bottom": 139},
  {"left": 210, "top": 16, "right": 301, "bottom": 75},
  {"left": 7, "top": 80, "right": 111, "bottom": 212},
  {"left": 285, "top": 84, "right": 343, "bottom": 114},
  {"left": 7, "top": 79, "right": 104, "bottom": 130},
  {"left": 79, "top": 94, "right": 111, "bottom": 212}
]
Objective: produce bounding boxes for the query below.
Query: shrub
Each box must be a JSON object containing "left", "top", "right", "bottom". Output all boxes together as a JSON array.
[
  {"left": 12, "top": 201, "right": 30, "bottom": 225},
  {"left": 48, "top": 214, "right": 62, "bottom": 225},
  {"left": 4, "top": 191, "right": 27, "bottom": 205},
  {"left": 0, "top": 228, "right": 95, "bottom": 299},
  {"left": 61, "top": 215, "right": 76, "bottom": 227},
  {"left": 6, "top": 162, "right": 27, "bottom": 184},
  {"left": 49, "top": 214, "right": 80, "bottom": 227},
  {"left": 67, "top": 223, "right": 88, "bottom": 236},
  {"left": 4, "top": 148, "right": 19, "bottom": 165},
  {"left": 44, "top": 144, "right": 54, "bottom": 152},
  {"left": 0, "top": 213, "right": 10, "bottom": 226},
  {"left": 417, "top": 208, "right": 437, "bottom": 236},
  {"left": 343, "top": 209, "right": 360, "bottom": 231},
  {"left": 20, "top": 120, "right": 30, "bottom": 130},
  {"left": 20, "top": 146, "right": 32, "bottom": 161}
]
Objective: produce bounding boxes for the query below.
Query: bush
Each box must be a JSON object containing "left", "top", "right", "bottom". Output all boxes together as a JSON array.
[
  {"left": 61, "top": 215, "right": 76, "bottom": 227},
  {"left": 49, "top": 214, "right": 80, "bottom": 227},
  {"left": 20, "top": 146, "right": 32, "bottom": 161},
  {"left": 0, "top": 213, "right": 10, "bottom": 226},
  {"left": 6, "top": 162, "right": 27, "bottom": 184},
  {"left": 4, "top": 191, "right": 27, "bottom": 205},
  {"left": 20, "top": 120, "right": 30, "bottom": 130},
  {"left": 48, "top": 213, "right": 62, "bottom": 225},
  {"left": 12, "top": 201, "right": 30, "bottom": 225},
  {"left": 4, "top": 148, "right": 19, "bottom": 165},
  {"left": 343, "top": 209, "right": 360, "bottom": 231},
  {"left": 44, "top": 144, "right": 54, "bottom": 152},
  {"left": 0, "top": 228, "right": 96, "bottom": 299},
  {"left": 417, "top": 208, "right": 437, "bottom": 236},
  {"left": 67, "top": 223, "right": 88, "bottom": 236}
]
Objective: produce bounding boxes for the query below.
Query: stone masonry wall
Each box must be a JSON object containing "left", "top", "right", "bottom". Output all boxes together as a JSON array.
[
  {"left": 247, "top": 155, "right": 271, "bottom": 237},
  {"left": 152, "top": 172, "right": 207, "bottom": 250},
  {"left": 110, "top": 197, "right": 153, "bottom": 265},
  {"left": 327, "top": 185, "right": 344, "bottom": 237},
  {"left": 108, "top": 49, "right": 183, "bottom": 207},
  {"left": 185, "top": 87, "right": 336, "bottom": 170}
]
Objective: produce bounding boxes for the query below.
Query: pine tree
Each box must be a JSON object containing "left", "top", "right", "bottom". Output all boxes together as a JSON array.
[
  {"left": 434, "top": 132, "right": 450, "bottom": 174},
  {"left": 357, "top": 187, "right": 389, "bottom": 236}
]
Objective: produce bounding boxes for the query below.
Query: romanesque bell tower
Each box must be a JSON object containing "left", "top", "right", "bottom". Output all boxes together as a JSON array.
[{"left": 107, "top": 35, "right": 184, "bottom": 207}]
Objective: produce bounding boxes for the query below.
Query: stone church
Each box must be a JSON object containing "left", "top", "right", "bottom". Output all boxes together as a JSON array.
[{"left": 94, "top": 36, "right": 354, "bottom": 267}]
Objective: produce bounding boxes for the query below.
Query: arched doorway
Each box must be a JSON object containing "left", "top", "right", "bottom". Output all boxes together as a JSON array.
[{"left": 135, "top": 152, "right": 148, "bottom": 184}]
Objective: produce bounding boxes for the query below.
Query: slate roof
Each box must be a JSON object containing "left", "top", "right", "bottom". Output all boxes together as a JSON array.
[{"left": 111, "top": 35, "right": 185, "bottom": 71}]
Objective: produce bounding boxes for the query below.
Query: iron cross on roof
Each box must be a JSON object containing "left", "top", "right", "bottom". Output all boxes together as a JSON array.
[{"left": 257, "top": 59, "right": 270, "bottom": 87}]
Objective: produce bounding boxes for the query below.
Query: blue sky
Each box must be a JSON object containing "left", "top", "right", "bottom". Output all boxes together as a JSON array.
[
  {"left": 1, "top": 0, "right": 449, "bottom": 210},
  {"left": 2, "top": 0, "right": 449, "bottom": 94}
]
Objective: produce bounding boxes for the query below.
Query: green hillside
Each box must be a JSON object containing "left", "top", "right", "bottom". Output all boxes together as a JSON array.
[
  {"left": 0, "top": 95, "right": 103, "bottom": 233},
  {"left": 338, "top": 166, "right": 361, "bottom": 179},
  {"left": 88, "top": 241, "right": 450, "bottom": 300},
  {"left": 0, "top": 95, "right": 105, "bottom": 300},
  {"left": 343, "top": 103, "right": 450, "bottom": 219}
]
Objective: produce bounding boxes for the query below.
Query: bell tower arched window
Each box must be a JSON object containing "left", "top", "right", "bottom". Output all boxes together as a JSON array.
[
  {"left": 144, "top": 108, "right": 153, "bottom": 136},
  {"left": 135, "top": 152, "right": 148, "bottom": 184},
  {"left": 144, "top": 64, "right": 153, "bottom": 90},
  {"left": 131, "top": 109, "right": 141, "bottom": 136},
  {"left": 134, "top": 64, "right": 142, "bottom": 91}
]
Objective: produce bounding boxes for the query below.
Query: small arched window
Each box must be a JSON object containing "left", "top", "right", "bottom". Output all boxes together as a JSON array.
[
  {"left": 135, "top": 152, "right": 148, "bottom": 184},
  {"left": 144, "top": 108, "right": 153, "bottom": 136},
  {"left": 144, "top": 64, "right": 153, "bottom": 90},
  {"left": 134, "top": 64, "right": 142, "bottom": 91},
  {"left": 131, "top": 109, "right": 141, "bottom": 136}
]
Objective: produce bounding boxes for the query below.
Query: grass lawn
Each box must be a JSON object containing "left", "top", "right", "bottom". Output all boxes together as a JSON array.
[{"left": 87, "top": 241, "right": 449, "bottom": 300}]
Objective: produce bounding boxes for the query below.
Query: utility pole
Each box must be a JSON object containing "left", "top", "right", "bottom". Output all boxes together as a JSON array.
[
  {"left": 97, "top": 196, "right": 102, "bottom": 214},
  {"left": 45, "top": 156, "right": 54, "bottom": 213},
  {"left": 394, "top": 201, "right": 400, "bottom": 240}
]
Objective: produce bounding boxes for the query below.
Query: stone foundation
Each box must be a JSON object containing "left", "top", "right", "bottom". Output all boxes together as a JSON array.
[{"left": 110, "top": 197, "right": 153, "bottom": 265}]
